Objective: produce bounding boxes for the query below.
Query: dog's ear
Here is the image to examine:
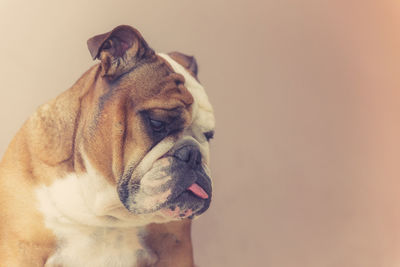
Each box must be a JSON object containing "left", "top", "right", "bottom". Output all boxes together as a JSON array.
[
  {"left": 168, "top": 51, "right": 198, "bottom": 77},
  {"left": 87, "top": 25, "right": 154, "bottom": 80}
]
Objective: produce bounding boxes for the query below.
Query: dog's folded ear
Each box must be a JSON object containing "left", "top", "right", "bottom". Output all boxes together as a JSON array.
[
  {"left": 87, "top": 25, "right": 154, "bottom": 80},
  {"left": 168, "top": 51, "right": 198, "bottom": 77}
]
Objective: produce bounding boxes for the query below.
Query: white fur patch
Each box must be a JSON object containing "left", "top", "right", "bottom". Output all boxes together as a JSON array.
[
  {"left": 158, "top": 53, "right": 215, "bottom": 134},
  {"left": 44, "top": 227, "right": 155, "bottom": 267}
]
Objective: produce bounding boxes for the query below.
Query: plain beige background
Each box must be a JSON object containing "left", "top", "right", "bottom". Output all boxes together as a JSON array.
[{"left": 1, "top": 1, "right": 400, "bottom": 266}]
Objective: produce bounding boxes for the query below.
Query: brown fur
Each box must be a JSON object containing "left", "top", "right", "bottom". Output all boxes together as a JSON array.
[{"left": 0, "top": 26, "right": 201, "bottom": 267}]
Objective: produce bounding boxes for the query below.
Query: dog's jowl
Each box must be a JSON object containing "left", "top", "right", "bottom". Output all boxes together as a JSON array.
[{"left": 0, "top": 25, "right": 215, "bottom": 267}]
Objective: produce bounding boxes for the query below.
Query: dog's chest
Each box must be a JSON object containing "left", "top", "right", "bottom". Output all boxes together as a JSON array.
[
  {"left": 35, "top": 170, "right": 157, "bottom": 267},
  {"left": 45, "top": 226, "right": 153, "bottom": 267}
]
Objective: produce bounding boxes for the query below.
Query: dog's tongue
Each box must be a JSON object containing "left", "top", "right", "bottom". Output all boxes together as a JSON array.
[{"left": 187, "top": 183, "right": 208, "bottom": 199}]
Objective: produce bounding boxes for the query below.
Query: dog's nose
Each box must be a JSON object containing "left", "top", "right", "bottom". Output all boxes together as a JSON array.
[{"left": 174, "top": 145, "right": 202, "bottom": 168}]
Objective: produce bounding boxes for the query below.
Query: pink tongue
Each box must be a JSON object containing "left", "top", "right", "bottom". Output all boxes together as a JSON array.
[{"left": 187, "top": 183, "right": 208, "bottom": 199}]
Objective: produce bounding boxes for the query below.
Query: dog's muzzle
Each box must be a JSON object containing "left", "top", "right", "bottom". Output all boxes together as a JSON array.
[{"left": 117, "top": 140, "right": 212, "bottom": 219}]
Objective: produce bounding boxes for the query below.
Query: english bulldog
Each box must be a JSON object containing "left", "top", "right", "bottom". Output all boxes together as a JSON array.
[{"left": 0, "top": 25, "right": 215, "bottom": 267}]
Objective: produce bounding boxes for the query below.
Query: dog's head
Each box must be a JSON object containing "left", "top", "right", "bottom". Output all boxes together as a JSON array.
[{"left": 84, "top": 25, "right": 215, "bottom": 221}]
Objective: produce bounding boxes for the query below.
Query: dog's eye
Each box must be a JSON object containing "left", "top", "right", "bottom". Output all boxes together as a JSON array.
[
  {"left": 149, "top": 119, "right": 166, "bottom": 132},
  {"left": 204, "top": 131, "right": 214, "bottom": 141}
]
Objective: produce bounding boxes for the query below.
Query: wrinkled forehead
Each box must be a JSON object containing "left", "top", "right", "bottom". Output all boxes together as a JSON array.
[{"left": 157, "top": 53, "right": 215, "bottom": 133}]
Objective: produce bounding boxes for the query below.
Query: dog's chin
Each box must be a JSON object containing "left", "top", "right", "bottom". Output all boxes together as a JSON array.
[
  {"left": 120, "top": 182, "right": 211, "bottom": 221},
  {"left": 159, "top": 189, "right": 211, "bottom": 220},
  {"left": 118, "top": 156, "right": 212, "bottom": 220},
  {"left": 126, "top": 185, "right": 211, "bottom": 221}
]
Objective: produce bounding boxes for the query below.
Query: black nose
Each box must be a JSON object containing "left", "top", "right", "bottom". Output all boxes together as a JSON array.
[{"left": 174, "top": 145, "right": 202, "bottom": 168}]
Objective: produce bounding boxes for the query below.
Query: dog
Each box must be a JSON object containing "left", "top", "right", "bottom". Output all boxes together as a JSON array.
[{"left": 0, "top": 25, "right": 215, "bottom": 267}]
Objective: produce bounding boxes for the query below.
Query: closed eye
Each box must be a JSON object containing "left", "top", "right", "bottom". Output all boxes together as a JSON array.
[
  {"left": 204, "top": 131, "right": 214, "bottom": 141},
  {"left": 149, "top": 119, "right": 166, "bottom": 132}
]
